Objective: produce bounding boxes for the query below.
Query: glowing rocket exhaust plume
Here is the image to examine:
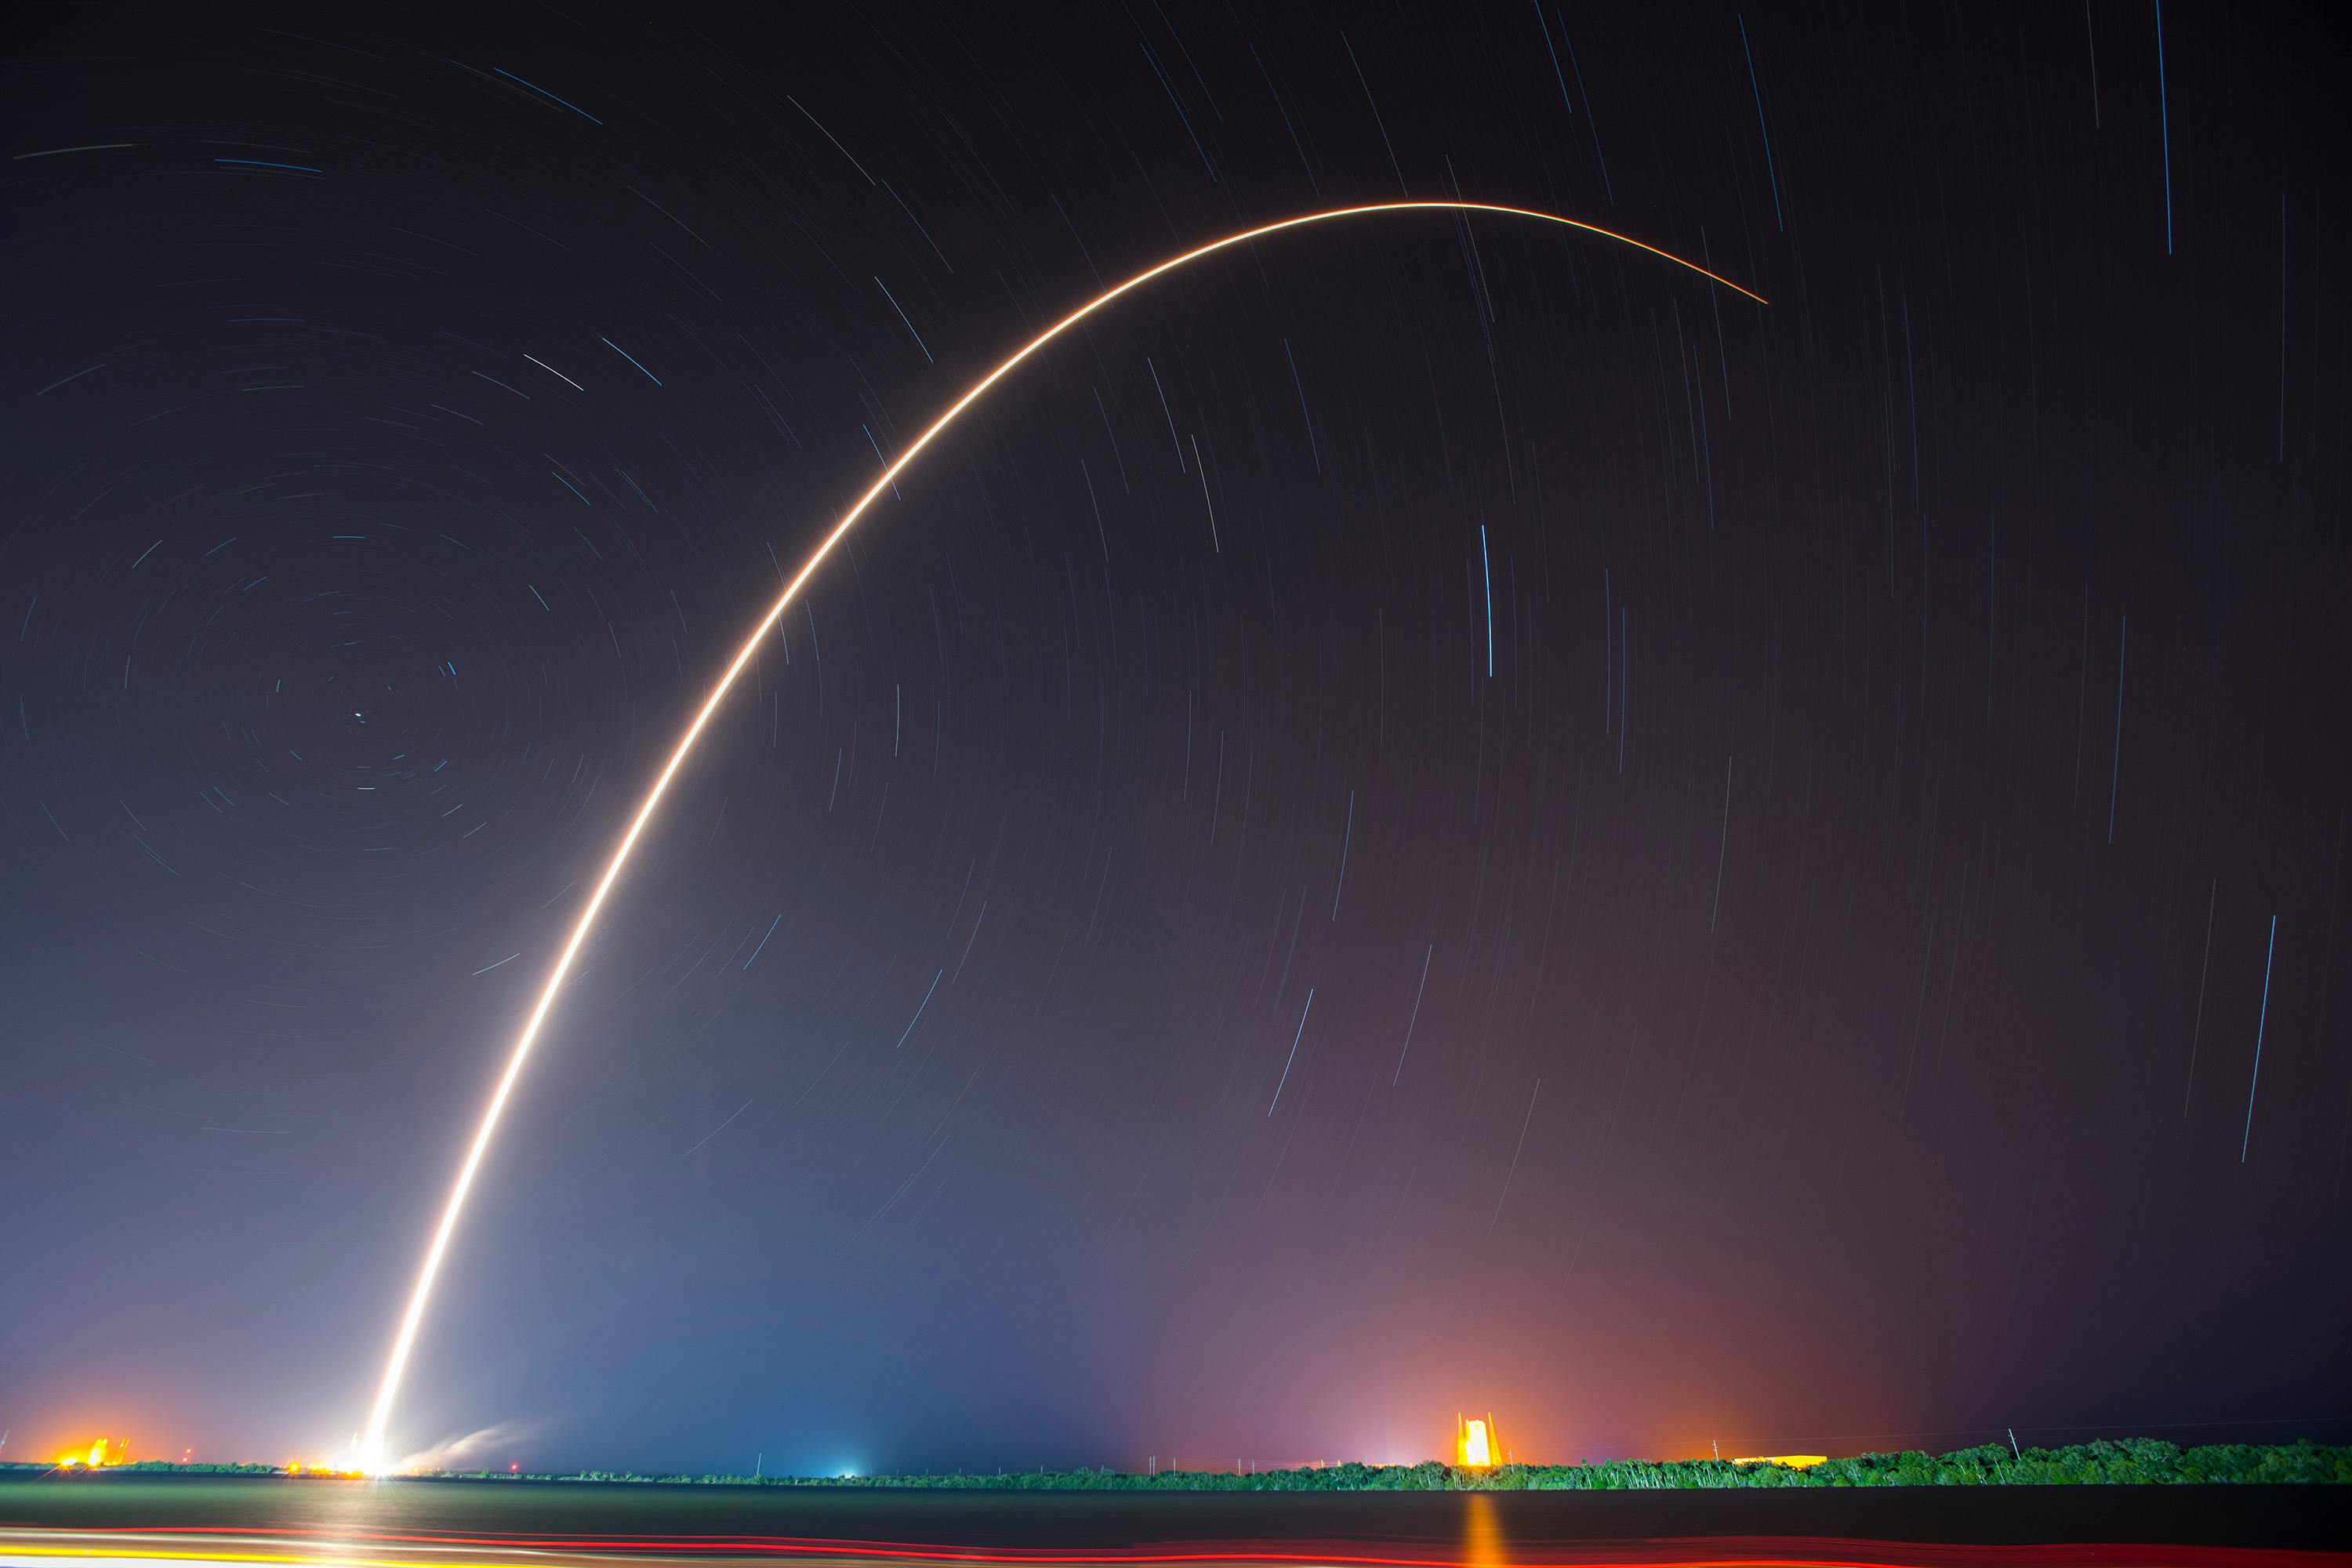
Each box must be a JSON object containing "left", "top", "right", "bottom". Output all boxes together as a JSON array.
[{"left": 358, "top": 201, "right": 1762, "bottom": 1469}]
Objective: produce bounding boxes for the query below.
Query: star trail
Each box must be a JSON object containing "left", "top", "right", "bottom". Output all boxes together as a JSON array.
[{"left": 2, "top": 0, "right": 2346, "bottom": 1479}]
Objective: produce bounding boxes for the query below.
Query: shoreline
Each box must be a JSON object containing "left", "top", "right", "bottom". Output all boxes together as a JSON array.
[{"left": 6, "top": 1439, "right": 2347, "bottom": 1490}]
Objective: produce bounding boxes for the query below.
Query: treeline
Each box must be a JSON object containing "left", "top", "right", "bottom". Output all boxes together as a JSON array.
[
  {"left": 430, "top": 1439, "right": 2350, "bottom": 1489},
  {"left": 11, "top": 1440, "right": 2343, "bottom": 1488}
]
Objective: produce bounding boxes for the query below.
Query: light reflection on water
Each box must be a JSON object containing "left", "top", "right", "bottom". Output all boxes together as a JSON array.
[
  {"left": 0, "top": 1474, "right": 2332, "bottom": 1568},
  {"left": 1462, "top": 1493, "right": 1509, "bottom": 1568}
]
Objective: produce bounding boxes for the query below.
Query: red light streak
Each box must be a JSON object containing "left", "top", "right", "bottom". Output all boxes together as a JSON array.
[
  {"left": 360, "top": 200, "right": 1764, "bottom": 1468},
  {"left": 2, "top": 1526, "right": 2332, "bottom": 1568}
]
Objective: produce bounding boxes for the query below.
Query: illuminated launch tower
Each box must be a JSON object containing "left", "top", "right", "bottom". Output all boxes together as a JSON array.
[{"left": 1456, "top": 1413, "right": 1501, "bottom": 1468}]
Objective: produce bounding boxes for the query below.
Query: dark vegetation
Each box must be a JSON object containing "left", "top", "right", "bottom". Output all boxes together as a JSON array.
[
  {"left": 529, "top": 1442, "right": 2352, "bottom": 1487},
  {"left": 14, "top": 1439, "right": 2343, "bottom": 1487}
]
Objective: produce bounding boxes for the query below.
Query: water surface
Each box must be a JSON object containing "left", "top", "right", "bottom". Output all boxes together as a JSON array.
[{"left": 1, "top": 1473, "right": 2344, "bottom": 1566}]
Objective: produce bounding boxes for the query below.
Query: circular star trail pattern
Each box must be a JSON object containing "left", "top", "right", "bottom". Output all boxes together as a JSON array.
[{"left": 2, "top": 1, "right": 2347, "bottom": 1474}]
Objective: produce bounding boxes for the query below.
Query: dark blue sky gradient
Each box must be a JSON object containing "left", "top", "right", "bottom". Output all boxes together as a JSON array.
[{"left": 2, "top": 0, "right": 2347, "bottom": 1476}]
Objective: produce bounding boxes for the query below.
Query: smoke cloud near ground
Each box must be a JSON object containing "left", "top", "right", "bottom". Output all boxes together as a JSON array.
[{"left": 395, "top": 1422, "right": 543, "bottom": 1475}]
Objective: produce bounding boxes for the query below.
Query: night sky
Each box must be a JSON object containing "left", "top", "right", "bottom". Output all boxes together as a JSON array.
[{"left": 4, "top": 0, "right": 2348, "bottom": 1479}]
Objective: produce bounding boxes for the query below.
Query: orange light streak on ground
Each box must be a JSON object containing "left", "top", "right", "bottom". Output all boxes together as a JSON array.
[
  {"left": 358, "top": 200, "right": 1765, "bottom": 1468},
  {"left": 1463, "top": 1495, "right": 1508, "bottom": 1568},
  {"left": 1, "top": 1533, "right": 2341, "bottom": 1568}
]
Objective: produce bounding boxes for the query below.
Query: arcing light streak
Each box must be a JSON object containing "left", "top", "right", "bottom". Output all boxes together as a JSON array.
[{"left": 359, "top": 200, "right": 1764, "bottom": 1468}]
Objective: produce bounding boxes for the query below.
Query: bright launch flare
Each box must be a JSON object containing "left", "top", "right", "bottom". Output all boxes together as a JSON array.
[{"left": 358, "top": 200, "right": 1762, "bottom": 1468}]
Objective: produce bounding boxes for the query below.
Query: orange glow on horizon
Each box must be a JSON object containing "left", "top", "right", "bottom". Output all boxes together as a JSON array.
[
  {"left": 56, "top": 1437, "right": 127, "bottom": 1469},
  {"left": 1731, "top": 1454, "right": 1830, "bottom": 1468},
  {"left": 285, "top": 1459, "right": 365, "bottom": 1479}
]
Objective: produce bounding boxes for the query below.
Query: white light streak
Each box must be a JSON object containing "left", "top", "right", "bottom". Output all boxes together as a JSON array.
[{"left": 360, "top": 200, "right": 1762, "bottom": 1468}]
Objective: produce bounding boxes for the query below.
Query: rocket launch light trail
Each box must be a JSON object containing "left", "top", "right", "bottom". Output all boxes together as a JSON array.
[{"left": 358, "top": 200, "right": 1764, "bottom": 1469}]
